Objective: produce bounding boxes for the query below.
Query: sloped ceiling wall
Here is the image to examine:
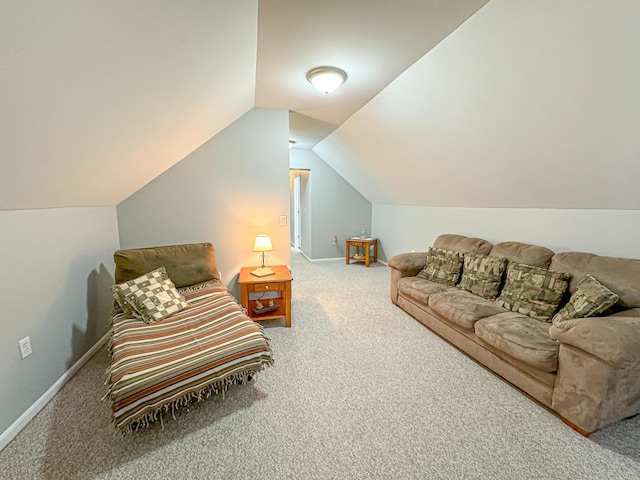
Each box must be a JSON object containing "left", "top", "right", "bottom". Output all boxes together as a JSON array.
[
  {"left": 314, "top": 0, "right": 640, "bottom": 210},
  {"left": 0, "top": 0, "right": 258, "bottom": 210}
]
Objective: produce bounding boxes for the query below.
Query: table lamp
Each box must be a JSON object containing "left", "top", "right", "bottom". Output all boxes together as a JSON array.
[{"left": 251, "top": 234, "right": 275, "bottom": 277}]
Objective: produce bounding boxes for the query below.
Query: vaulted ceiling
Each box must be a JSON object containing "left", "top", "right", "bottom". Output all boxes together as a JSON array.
[
  {"left": 255, "top": 0, "right": 488, "bottom": 149},
  {"left": 315, "top": 0, "right": 640, "bottom": 210},
  {"left": 0, "top": 0, "right": 487, "bottom": 211},
  {"left": 8, "top": 1, "right": 635, "bottom": 213}
]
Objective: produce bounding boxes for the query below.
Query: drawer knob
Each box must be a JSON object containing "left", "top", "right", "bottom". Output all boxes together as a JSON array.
[{"left": 265, "top": 285, "right": 269, "bottom": 289}]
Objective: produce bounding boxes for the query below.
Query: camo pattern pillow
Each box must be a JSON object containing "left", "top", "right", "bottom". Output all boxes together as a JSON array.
[
  {"left": 111, "top": 267, "right": 169, "bottom": 318},
  {"left": 416, "top": 247, "right": 464, "bottom": 286},
  {"left": 125, "top": 276, "right": 188, "bottom": 323},
  {"left": 495, "top": 262, "right": 570, "bottom": 322},
  {"left": 552, "top": 274, "right": 619, "bottom": 325},
  {"left": 458, "top": 253, "right": 507, "bottom": 300}
]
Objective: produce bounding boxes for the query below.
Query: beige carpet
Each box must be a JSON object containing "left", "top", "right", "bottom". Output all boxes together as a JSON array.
[{"left": 1, "top": 251, "right": 639, "bottom": 479}]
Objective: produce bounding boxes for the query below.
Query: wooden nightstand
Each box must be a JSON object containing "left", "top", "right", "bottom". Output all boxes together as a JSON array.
[
  {"left": 238, "top": 265, "right": 293, "bottom": 327},
  {"left": 346, "top": 237, "right": 378, "bottom": 267}
]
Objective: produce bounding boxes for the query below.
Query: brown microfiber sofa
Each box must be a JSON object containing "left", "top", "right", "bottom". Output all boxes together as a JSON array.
[{"left": 389, "top": 234, "right": 640, "bottom": 435}]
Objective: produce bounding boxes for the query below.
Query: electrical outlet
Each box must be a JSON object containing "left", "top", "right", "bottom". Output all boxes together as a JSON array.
[
  {"left": 280, "top": 215, "right": 287, "bottom": 225},
  {"left": 19, "top": 337, "right": 32, "bottom": 359}
]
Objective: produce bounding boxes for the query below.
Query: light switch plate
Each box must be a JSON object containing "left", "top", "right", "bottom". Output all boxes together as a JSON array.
[{"left": 280, "top": 215, "right": 287, "bottom": 225}]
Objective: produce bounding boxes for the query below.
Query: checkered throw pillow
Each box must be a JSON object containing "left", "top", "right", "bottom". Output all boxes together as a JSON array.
[
  {"left": 111, "top": 267, "right": 169, "bottom": 318},
  {"left": 125, "top": 276, "right": 188, "bottom": 323}
]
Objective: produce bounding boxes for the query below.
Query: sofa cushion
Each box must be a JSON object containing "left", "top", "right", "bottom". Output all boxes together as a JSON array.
[
  {"left": 458, "top": 253, "right": 507, "bottom": 300},
  {"left": 495, "top": 263, "right": 570, "bottom": 322},
  {"left": 416, "top": 247, "right": 464, "bottom": 286},
  {"left": 429, "top": 290, "right": 508, "bottom": 329},
  {"left": 489, "top": 241, "right": 555, "bottom": 268},
  {"left": 433, "top": 234, "right": 493, "bottom": 255},
  {"left": 475, "top": 312, "right": 560, "bottom": 372},
  {"left": 551, "top": 274, "right": 619, "bottom": 325},
  {"left": 397, "top": 277, "right": 454, "bottom": 308},
  {"left": 550, "top": 251, "right": 640, "bottom": 309}
]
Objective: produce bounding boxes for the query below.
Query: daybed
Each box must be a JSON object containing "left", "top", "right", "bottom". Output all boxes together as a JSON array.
[
  {"left": 104, "top": 242, "right": 273, "bottom": 433},
  {"left": 389, "top": 234, "right": 640, "bottom": 435}
]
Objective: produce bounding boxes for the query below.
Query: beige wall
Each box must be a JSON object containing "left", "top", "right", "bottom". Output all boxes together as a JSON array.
[
  {"left": 0, "top": 207, "right": 119, "bottom": 439},
  {"left": 373, "top": 205, "right": 640, "bottom": 261},
  {"left": 117, "top": 108, "right": 291, "bottom": 295}
]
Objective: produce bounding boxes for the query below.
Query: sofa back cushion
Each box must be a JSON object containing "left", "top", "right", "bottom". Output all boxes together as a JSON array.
[
  {"left": 550, "top": 252, "right": 640, "bottom": 309},
  {"left": 114, "top": 242, "right": 220, "bottom": 288},
  {"left": 489, "top": 241, "right": 554, "bottom": 268},
  {"left": 433, "top": 234, "right": 493, "bottom": 255}
]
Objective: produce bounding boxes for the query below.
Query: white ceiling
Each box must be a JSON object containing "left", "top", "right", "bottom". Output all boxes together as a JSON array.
[
  {"left": 255, "top": 0, "right": 488, "bottom": 149},
  {"left": 0, "top": 0, "right": 487, "bottom": 210}
]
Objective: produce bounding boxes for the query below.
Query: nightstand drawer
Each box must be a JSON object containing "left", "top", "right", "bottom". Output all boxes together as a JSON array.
[{"left": 253, "top": 283, "right": 276, "bottom": 292}]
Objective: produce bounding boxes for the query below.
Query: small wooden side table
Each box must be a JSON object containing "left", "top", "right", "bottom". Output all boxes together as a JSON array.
[
  {"left": 346, "top": 237, "right": 378, "bottom": 267},
  {"left": 238, "top": 265, "right": 293, "bottom": 327}
]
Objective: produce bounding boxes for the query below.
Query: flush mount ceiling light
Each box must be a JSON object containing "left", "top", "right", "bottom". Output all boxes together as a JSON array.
[{"left": 306, "top": 66, "right": 347, "bottom": 94}]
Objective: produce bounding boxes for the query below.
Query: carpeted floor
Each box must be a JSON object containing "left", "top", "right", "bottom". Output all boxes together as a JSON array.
[{"left": 1, "top": 252, "right": 639, "bottom": 479}]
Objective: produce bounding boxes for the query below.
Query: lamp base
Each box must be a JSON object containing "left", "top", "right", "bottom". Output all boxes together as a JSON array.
[{"left": 250, "top": 267, "right": 275, "bottom": 277}]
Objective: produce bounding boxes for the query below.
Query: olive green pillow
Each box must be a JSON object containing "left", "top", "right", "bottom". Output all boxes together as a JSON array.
[
  {"left": 416, "top": 247, "right": 464, "bottom": 286},
  {"left": 552, "top": 274, "right": 619, "bottom": 325},
  {"left": 495, "top": 262, "right": 570, "bottom": 322},
  {"left": 458, "top": 253, "right": 507, "bottom": 300}
]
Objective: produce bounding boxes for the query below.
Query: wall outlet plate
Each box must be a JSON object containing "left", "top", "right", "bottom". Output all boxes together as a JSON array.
[
  {"left": 280, "top": 215, "right": 287, "bottom": 225},
  {"left": 19, "top": 337, "right": 32, "bottom": 359}
]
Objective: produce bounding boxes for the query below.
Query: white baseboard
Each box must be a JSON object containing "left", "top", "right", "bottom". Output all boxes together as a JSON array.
[
  {"left": 298, "top": 249, "right": 388, "bottom": 265},
  {"left": 298, "top": 250, "right": 344, "bottom": 262},
  {"left": 309, "top": 256, "right": 345, "bottom": 262},
  {"left": 0, "top": 330, "right": 111, "bottom": 452}
]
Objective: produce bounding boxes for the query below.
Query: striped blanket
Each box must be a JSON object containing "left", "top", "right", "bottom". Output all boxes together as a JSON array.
[{"left": 105, "top": 285, "right": 273, "bottom": 433}]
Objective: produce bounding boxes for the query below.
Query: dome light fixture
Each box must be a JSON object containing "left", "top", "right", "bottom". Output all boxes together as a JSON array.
[{"left": 306, "top": 66, "right": 347, "bottom": 94}]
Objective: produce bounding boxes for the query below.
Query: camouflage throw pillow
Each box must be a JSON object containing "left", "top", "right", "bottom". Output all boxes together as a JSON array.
[
  {"left": 416, "top": 247, "right": 464, "bottom": 286},
  {"left": 551, "top": 274, "right": 619, "bottom": 325},
  {"left": 495, "top": 263, "right": 570, "bottom": 322},
  {"left": 111, "top": 267, "right": 169, "bottom": 318},
  {"left": 125, "top": 276, "right": 188, "bottom": 323},
  {"left": 458, "top": 254, "right": 507, "bottom": 300}
]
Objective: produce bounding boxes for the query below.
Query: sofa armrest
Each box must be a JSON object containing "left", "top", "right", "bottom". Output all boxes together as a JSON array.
[
  {"left": 389, "top": 252, "right": 427, "bottom": 305},
  {"left": 388, "top": 252, "right": 428, "bottom": 275},
  {"left": 549, "top": 312, "right": 640, "bottom": 369}
]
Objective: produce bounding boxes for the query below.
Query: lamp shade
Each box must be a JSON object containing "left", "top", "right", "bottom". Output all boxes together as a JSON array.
[
  {"left": 306, "top": 66, "right": 347, "bottom": 94},
  {"left": 253, "top": 234, "right": 273, "bottom": 252}
]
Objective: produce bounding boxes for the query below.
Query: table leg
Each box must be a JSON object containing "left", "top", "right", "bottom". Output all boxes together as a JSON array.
[
  {"left": 373, "top": 241, "right": 378, "bottom": 263},
  {"left": 284, "top": 281, "right": 292, "bottom": 327},
  {"left": 345, "top": 243, "right": 350, "bottom": 265},
  {"left": 365, "top": 245, "right": 370, "bottom": 267},
  {"left": 240, "top": 284, "right": 249, "bottom": 315}
]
